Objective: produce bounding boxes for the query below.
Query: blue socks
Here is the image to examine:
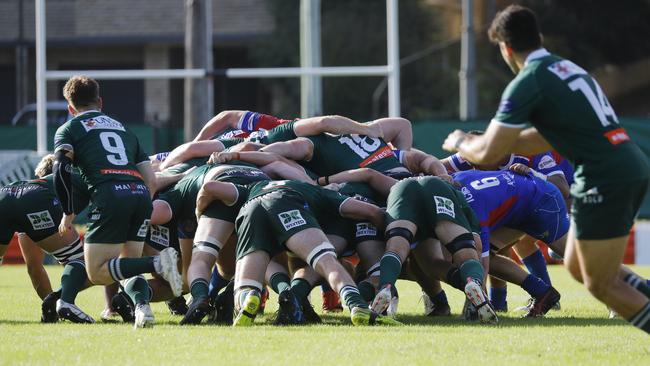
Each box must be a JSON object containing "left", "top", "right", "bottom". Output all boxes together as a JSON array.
[
  {"left": 490, "top": 286, "right": 508, "bottom": 310},
  {"left": 208, "top": 268, "right": 230, "bottom": 301},
  {"left": 522, "top": 275, "right": 550, "bottom": 298},
  {"left": 522, "top": 249, "right": 551, "bottom": 286}
]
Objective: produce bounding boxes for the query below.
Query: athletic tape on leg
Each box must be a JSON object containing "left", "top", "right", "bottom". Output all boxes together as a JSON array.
[{"left": 306, "top": 242, "right": 337, "bottom": 269}]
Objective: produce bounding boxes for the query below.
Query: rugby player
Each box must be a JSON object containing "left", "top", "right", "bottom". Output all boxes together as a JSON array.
[
  {"left": 0, "top": 157, "right": 94, "bottom": 323},
  {"left": 443, "top": 5, "right": 650, "bottom": 333},
  {"left": 194, "top": 178, "right": 402, "bottom": 326},
  {"left": 53, "top": 76, "right": 182, "bottom": 328}
]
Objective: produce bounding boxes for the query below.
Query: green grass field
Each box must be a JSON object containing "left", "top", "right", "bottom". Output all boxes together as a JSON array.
[{"left": 1, "top": 265, "right": 649, "bottom": 365}]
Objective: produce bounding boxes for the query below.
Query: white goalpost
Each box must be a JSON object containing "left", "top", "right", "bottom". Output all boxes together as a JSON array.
[{"left": 34, "top": 0, "right": 401, "bottom": 154}]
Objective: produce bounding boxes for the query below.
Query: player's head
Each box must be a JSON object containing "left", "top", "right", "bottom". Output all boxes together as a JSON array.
[
  {"left": 488, "top": 5, "right": 542, "bottom": 73},
  {"left": 34, "top": 154, "right": 55, "bottom": 178},
  {"left": 63, "top": 75, "right": 102, "bottom": 115}
]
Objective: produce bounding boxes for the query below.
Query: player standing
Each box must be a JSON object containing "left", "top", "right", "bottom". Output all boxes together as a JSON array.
[
  {"left": 442, "top": 5, "right": 650, "bottom": 333},
  {"left": 53, "top": 76, "right": 182, "bottom": 328}
]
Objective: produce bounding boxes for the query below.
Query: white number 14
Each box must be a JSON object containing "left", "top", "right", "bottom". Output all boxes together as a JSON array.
[{"left": 568, "top": 78, "right": 618, "bottom": 127}]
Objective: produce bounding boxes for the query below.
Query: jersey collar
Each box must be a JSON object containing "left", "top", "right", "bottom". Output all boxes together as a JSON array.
[{"left": 524, "top": 48, "right": 551, "bottom": 66}]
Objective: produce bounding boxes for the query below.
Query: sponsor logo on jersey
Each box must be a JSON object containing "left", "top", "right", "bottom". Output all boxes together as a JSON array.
[
  {"left": 547, "top": 60, "right": 587, "bottom": 80},
  {"left": 356, "top": 223, "right": 378, "bottom": 238},
  {"left": 460, "top": 186, "right": 474, "bottom": 203},
  {"left": 149, "top": 225, "right": 170, "bottom": 247},
  {"left": 582, "top": 187, "right": 603, "bottom": 204},
  {"left": 359, "top": 145, "right": 394, "bottom": 168},
  {"left": 497, "top": 99, "right": 515, "bottom": 114},
  {"left": 80, "top": 116, "right": 126, "bottom": 132},
  {"left": 89, "top": 207, "right": 101, "bottom": 221},
  {"left": 278, "top": 210, "right": 307, "bottom": 231},
  {"left": 101, "top": 169, "right": 143, "bottom": 179},
  {"left": 137, "top": 219, "right": 151, "bottom": 238},
  {"left": 433, "top": 196, "right": 455, "bottom": 218},
  {"left": 604, "top": 128, "right": 630, "bottom": 145},
  {"left": 538, "top": 155, "right": 557, "bottom": 170},
  {"left": 26, "top": 210, "right": 55, "bottom": 230}
]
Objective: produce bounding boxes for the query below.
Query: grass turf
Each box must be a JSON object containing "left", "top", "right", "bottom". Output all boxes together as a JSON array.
[{"left": 0, "top": 265, "right": 649, "bottom": 365}]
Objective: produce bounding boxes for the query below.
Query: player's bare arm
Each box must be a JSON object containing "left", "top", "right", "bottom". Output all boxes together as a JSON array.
[
  {"left": 52, "top": 148, "right": 76, "bottom": 235},
  {"left": 442, "top": 122, "right": 522, "bottom": 166},
  {"left": 195, "top": 181, "right": 239, "bottom": 218},
  {"left": 260, "top": 138, "right": 314, "bottom": 161},
  {"left": 339, "top": 198, "right": 385, "bottom": 231},
  {"left": 319, "top": 168, "right": 397, "bottom": 196},
  {"left": 159, "top": 140, "right": 226, "bottom": 170},
  {"left": 511, "top": 127, "right": 554, "bottom": 156},
  {"left": 193, "top": 110, "right": 246, "bottom": 141},
  {"left": 293, "top": 115, "right": 383, "bottom": 138},
  {"left": 366, "top": 117, "right": 413, "bottom": 150}
]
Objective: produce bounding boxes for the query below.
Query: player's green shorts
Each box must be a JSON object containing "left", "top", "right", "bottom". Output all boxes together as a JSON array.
[
  {"left": 571, "top": 178, "right": 648, "bottom": 240},
  {"left": 385, "top": 178, "right": 472, "bottom": 242},
  {"left": 235, "top": 189, "right": 320, "bottom": 260},
  {"left": 85, "top": 181, "right": 153, "bottom": 244},
  {"left": 202, "top": 187, "right": 247, "bottom": 224}
]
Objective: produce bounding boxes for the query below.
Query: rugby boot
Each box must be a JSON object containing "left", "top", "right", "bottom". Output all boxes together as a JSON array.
[
  {"left": 464, "top": 280, "right": 498, "bottom": 324},
  {"left": 209, "top": 281, "right": 234, "bottom": 324},
  {"left": 166, "top": 295, "right": 189, "bottom": 316},
  {"left": 134, "top": 303, "right": 155, "bottom": 329},
  {"left": 111, "top": 291, "right": 135, "bottom": 323},
  {"left": 523, "top": 286, "right": 561, "bottom": 318},
  {"left": 100, "top": 308, "right": 120, "bottom": 322},
  {"left": 422, "top": 293, "right": 452, "bottom": 317},
  {"left": 258, "top": 286, "right": 269, "bottom": 315},
  {"left": 158, "top": 248, "right": 183, "bottom": 297},
  {"left": 273, "top": 290, "right": 306, "bottom": 325},
  {"left": 350, "top": 307, "right": 403, "bottom": 326},
  {"left": 233, "top": 289, "right": 261, "bottom": 327},
  {"left": 371, "top": 284, "right": 397, "bottom": 315},
  {"left": 180, "top": 297, "right": 211, "bottom": 325},
  {"left": 301, "top": 298, "right": 323, "bottom": 324},
  {"left": 41, "top": 290, "right": 61, "bottom": 323},
  {"left": 56, "top": 299, "right": 95, "bottom": 324},
  {"left": 322, "top": 289, "right": 343, "bottom": 313}
]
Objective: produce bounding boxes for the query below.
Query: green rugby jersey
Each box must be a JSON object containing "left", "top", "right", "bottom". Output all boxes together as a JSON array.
[
  {"left": 158, "top": 162, "right": 269, "bottom": 221},
  {"left": 303, "top": 134, "right": 404, "bottom": 176},
  {"left": 0, "top": 174, "right": 90, "bottom": 243},
  {"left": 54, "top": 111, "right": 149, "bottom": 190},
  {"left": 493, "top": 48, "right": 649, "bottom": 189},
  {"left": 236, "top": 180, "right": 352, "bottom": 218}
]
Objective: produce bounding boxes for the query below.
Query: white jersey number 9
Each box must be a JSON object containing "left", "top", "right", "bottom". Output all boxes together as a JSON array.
[
  {"left": 469, "top": 177, "right": 500, "bottom": 190},
  {"left": 99, "top": 131, "right": 128, "bottom": 166}
]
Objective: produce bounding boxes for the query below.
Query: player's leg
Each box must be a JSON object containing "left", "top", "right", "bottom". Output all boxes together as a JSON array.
[
  {"left": 233, "top": 250, "right": 270, "bottom": 326},
  {"left": 181, "top": 217, "right": 234, "bottom": 324},
  {"left": 355, "top": 239, "right": 385, "bottom": 303},
  {"left": 372, "top": 220, "right": 416, "bottom": 314},
  {"left": 266, "top": 254, "right": 306, "bottom": 325},
  {"left": 489, "top": 253, "right": 560, "bottom": 317},
  {"left": 513, "top": 235, "right": 552, "bottom": 287},
  {"left": 285, "top": 227, "right": 401, "bottom": 326},
  {"left": 411, "top": 238, "right": 451, "bottom": 316},
  {"left": 434, "top": 220, "right": 496, "bottom": 323},
  {"left": 571, "top": 233, "right": 650, "bottom": 329}
]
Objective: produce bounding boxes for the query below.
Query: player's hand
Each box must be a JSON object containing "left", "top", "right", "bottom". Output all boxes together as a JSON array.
[
  {"left": 442, "top": 130, "right": 467, "bottom": 152},
  {"left": 195, "top": 186, "right": 212, "bottom": 219},
  {"left": 509, "top": 163, "right": 531, "bottom": 176},
  {"left": 58, "top": 213, "right": 75, "bottom": 236},
  {"left": 438, "top": 174, "right": 454, "bottom": 184}
]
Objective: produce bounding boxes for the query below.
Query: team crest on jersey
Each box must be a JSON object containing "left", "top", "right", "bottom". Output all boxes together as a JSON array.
[
  {"left": 537, "top": 155, "right": 557, "bottom": 170},
  {"left": 547, "top": 60, "right": 587, "bottom": 80},
  {"left": 356, "top": 223, "right": 377, "bottom": 237},
  {"left": 278, "top": 210, "right": 306, "bottom": 231},
  {"left": 26, "top": 210, "right": 55, "bottom": 230},
  {"left": 80, "top": 116, "right": 125, "bottom": 132},
  {"left": 137, "top": 219, "right": 151, "bottom": 238},
  {"left": 149, "top": 225, "right": 170, "bottom": 247},
  {"left": 433, "top": 196, "right": 455, "bottom": 218},
  {"left": 497, "top": 99, "right": 515, "bottom": 114}
]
